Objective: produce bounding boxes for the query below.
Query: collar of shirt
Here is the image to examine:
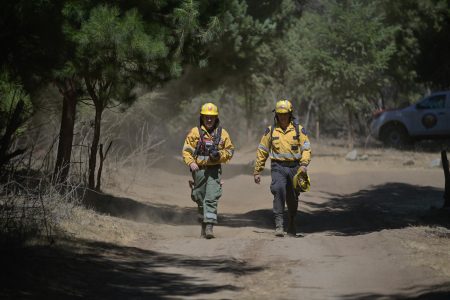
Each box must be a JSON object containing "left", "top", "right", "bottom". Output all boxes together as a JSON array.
[
  {"left": 274, "top": 122, "right": 295, "bottom": 134},
  {"left": 200, "top": 125, "right": 215, "bottom": 139}
]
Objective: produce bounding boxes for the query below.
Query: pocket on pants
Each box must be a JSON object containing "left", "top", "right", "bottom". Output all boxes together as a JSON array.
[
  {"left": 191, "top": 189, "right": 201, "bottom": 203},
  {"left": 209, "top": 178, "right": 222, "bottom": 200},
  {"left": 216, "top": 185, "right": 222, "bottom": 200}
]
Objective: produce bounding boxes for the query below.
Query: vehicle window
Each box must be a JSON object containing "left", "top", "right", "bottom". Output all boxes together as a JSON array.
[{"left": 417, "top": 94, "right": 446, "bottom": 109}]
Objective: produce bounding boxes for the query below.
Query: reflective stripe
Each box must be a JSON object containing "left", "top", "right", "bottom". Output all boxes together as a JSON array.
[
  {"left": 258, "top": 144, "right": 269, "bottom": 152},
  {"left": 206, "top": 212, "right": 217, "bottom": 220},
  {"left": 197, "top": 155, "right": 209, "bottom": 162},
  {"left": 301, "top": 141, "right": 311, "bottom": 151},
  {"left": 183, "top": 145, "right": 195, "bottom": 153},
  {"left": 270, "top": 152, "right": 301, "bottom": 160},
  {"left": 226, "top": 149, "right": 234, "bottom": 156}
]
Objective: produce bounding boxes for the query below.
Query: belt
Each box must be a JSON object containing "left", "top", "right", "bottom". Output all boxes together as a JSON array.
[
  {"left": 198, "top": 164, "right": 221, "bottom": 170},
  {"left": 271, "top": 160, "right": 299, "bottom": 167}
]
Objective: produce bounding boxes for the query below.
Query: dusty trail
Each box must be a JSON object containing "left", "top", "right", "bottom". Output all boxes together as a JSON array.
[
  {"left": 97, "top": 146, "right": 450, "bottom": 299},
  {"left": 5, "top": 145, "right": 450, "bottom": 299}
]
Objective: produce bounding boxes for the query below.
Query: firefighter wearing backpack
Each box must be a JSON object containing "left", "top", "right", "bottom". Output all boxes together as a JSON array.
[
  {"left": 253, "top": 99, "right": 311, "bottom": 237},
  {"left": 182, "top": 103, "right": 234, "bottom": 239}
]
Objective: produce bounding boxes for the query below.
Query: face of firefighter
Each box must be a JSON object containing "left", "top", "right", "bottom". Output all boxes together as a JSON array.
[
  {"left": 276, "top": 113, "right": 290, "bottom": 129},
  {"left": 201, "top": 114, "right": 217, "bottom": 130}
]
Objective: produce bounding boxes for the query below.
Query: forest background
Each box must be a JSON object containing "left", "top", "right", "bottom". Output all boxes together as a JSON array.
[{"left": 1, "top": 0, "right": 450, "bottom": 232}]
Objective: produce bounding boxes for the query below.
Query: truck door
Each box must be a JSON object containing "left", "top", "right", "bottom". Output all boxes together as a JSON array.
[{"left": 413, "top": 93, "right": 448, "bottom": 136}]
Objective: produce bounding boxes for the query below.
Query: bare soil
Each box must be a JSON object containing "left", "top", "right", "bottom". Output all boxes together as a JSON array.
[{"left": 2, "top": 142, "right": 450, "bottom": 299}]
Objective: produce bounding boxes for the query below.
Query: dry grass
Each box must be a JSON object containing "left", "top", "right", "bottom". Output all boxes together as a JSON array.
[
  {"left": 0, "top": 176, "right": 81, "bottom": 243},
  {"left": 59, "top": 204, "right": 157, "bottom": 245}
]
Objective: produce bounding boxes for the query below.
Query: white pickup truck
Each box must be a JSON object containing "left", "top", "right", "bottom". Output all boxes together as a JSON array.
[{"left": 370, "top": 91, "right": 450, "bottom": 147}]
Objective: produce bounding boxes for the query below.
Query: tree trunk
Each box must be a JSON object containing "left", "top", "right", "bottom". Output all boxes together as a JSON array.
[
  {"left": 244, "top": 84, "right": 253, "bottom": 141},
  {"left": 315, "top": 102, "right": 320, "bottom": 140},
  {"left": 95, "top": 141, "right": 112, "bottom": 192},
  {"left": 88, "top": 105, "right": 103, "bottom": 189},
  {"left": 304, "top": 98, "right": 315, "bottom": 129},
  {"left": 441, "top": 151, "right": 450, "bottom": 207},
  {"left": 347, "top": 107, "right": 354, "bottom": 150},
  {"left": 53, "top": 91, "right": 77, "bottom": 183},
  {"left": 0, "top": 100, "right": 26, "bottom": 171},
  {"left": 316, "top": 121, "right": 320, "bottom": 140}
]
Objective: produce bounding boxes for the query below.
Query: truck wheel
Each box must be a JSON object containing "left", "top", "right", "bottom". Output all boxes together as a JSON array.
[{"left": 381, "top": 124, "right": 411, "bottom": 148}]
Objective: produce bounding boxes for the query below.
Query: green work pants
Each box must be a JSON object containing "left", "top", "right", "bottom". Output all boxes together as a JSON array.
[{"left": 191, "top": 165, "right": 222, "bottom": 224}]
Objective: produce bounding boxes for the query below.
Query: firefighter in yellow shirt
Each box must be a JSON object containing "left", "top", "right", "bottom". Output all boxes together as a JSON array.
[
  {"left": 254, "top": 100, "right": 311, "bottom": 237},
  {"left": 182, "top": 103, "right": 234, "bottom": 239}
]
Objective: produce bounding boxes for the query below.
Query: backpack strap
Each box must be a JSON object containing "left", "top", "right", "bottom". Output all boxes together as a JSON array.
[
  {"left": 268, "top": 117, "right": 277, "bottom": 151},
  {"left": 194, "top": 126, "right": 204, "bottom": 157},
  {"left": 268, "top": 119, "right": 301, "bottom": 151},
  {"left": 292, "top": 117, "right": 300, "bottom": 141},
  {"left": 214, "top": 126, "right": 222, "bottom": 147},
  {"left": 199, "top": 125, "right": 205, "bottom": 141}
]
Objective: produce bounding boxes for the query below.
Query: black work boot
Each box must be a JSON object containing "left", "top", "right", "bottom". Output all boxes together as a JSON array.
[
  {"left": 287, "top": 216, "right": 297, "bottom": 237},
  {"left": 200, "top": 223, "right": 206, "bottom": 238},
  {"left": 205, "top": 223, "right": 215, "bottom": 239}
]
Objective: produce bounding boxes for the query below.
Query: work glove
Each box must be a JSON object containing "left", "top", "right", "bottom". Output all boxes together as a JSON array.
[{"left": 209, "top": 149, "right": 220, "bottom": 161}]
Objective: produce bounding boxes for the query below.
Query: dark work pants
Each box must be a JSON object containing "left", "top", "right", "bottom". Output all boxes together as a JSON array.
[{"left": 270, "top": 161, "right": 300, "bottom": 227}]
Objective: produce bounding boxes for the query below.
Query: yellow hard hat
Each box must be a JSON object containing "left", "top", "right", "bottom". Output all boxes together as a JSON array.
[
  {"left": 200, "top": 103, "right": 219, "bottom": 116},
  {"left": 275, "top": 99, "right": 293, "bottom": 113},
  {"left": 293, "top": 169, "right": 310, "bottom": 192}
]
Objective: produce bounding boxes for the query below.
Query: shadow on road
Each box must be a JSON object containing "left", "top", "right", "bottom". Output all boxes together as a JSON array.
[
  {"left": 221, "top": 183, "right": 450, "bottom": 234},
  {"left": 299, "top": 182, "right": 449, "bottom": 236},
  {"left": 82, "top": 189, "right": 199, "bottom": 225},
  {"left": 81, "top": 182, "right": 449, "bottom": 235},
  {"left": 1, "top": 237, "right": 263, "bottom": 299},
  {"left": 220, "top": 209, "right": 274, "bottom": 229},
  {"left": 340, "top": 282, "right": 450, "bottom": 299},
  {"left": 82, "top": 189, "right": 274, "bottom": 229}
]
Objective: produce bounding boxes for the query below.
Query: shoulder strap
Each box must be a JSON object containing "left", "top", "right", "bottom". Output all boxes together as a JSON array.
[
  {"left": 293, "top": 118, "right": 300, "bottom": 140},
  {"left": 268, "top": 122, "right": 276, "bottom": 151},
  {"left": 194, "top": 126, "right": 204, "bottom": 157},
  {"left": 198, "top": 126, "right": 204, "bottom": 141},
  {"left": 214, "top": 126, "right": 222, "bottom": 146},
  {"left": 270, "top": 125, "right": 275, "bottom": 139}
]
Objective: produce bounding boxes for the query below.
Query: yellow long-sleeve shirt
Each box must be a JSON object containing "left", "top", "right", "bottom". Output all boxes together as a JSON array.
[
  {"left": 254, "top": 122, "right": 311, "bottom": 174},
  {"left": 182, "top": 125, "right": 234, "bottom": 167}
]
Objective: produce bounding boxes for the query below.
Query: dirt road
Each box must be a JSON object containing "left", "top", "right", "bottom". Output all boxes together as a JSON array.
[
  {"left": 96, "top": 145, "right": 450, "bottom": 299},
  {"left": 4, "top": 144, "right": 450, "bottom": 299}
]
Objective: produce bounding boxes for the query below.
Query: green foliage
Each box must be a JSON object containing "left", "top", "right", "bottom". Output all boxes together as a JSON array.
[
  {"left": 296, "top": 0, "right": 398, "bottom": 113},
  {"left": 71, "top": 4, "right": 172, "bottom": 107},
  {"left": 57, "top": 1, "right": 230, "bottom": 110},
  {"left": 382, "top": 0, "right": 450, "bottom": 97},
  {"left": 2, "top": 0, "right": 450, "bottom": 146},
  {"left": 0, "top": 0, "right": 65, "bottom": 92},
  {"left": 412, "top": 1, "right": 450, "bottom": 89},
  {"left": 165, "top": 0, "right": 301, "bottom": 133},
  {"left": 173, "top": 0, "right": 200, "bottom": 54},
  {"left": 0, "top": 72, "right": 33, "bottom": 137}
]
